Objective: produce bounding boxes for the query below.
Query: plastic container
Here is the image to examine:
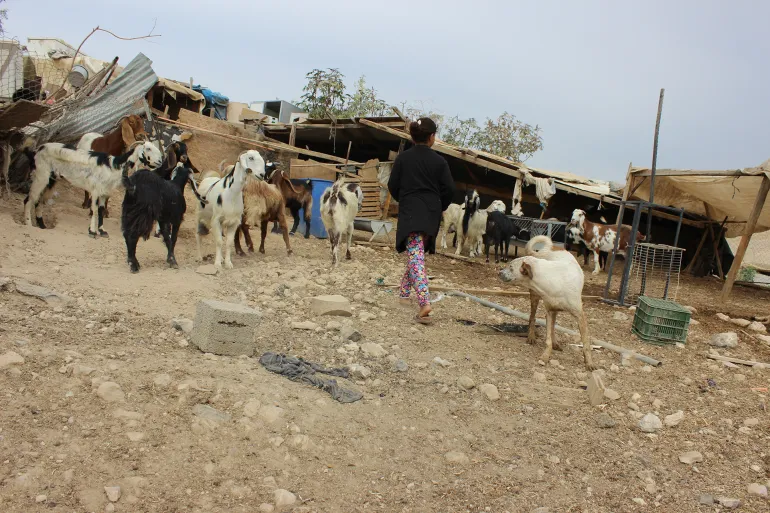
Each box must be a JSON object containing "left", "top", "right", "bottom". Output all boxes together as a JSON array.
[
  {"left": 632, "top": 296, "right": 691, "bottom": 345},
  {"left": 297, "top": 178, "right": 334, "bottom": 239}
]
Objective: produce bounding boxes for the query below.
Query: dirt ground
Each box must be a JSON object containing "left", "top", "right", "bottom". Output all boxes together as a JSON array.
[{"left": 1, "top": 183, "right": 769, "bottom": 513}]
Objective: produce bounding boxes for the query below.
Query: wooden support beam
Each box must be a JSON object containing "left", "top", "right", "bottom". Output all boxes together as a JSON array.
[
  {"left": 631, "top": 168, "right": 749, "bottom": 178},
  {"left": 288, "top": 123, "right": 296, "bottom": 147},
  {"left": 703, "top": 204, "right": 724, "bottom": 280},
  {"left": 721, "top": 174, "right": 770, "bottom": 301},
  {"left": 684, "top": 226, "right": 709, "bottom": 274}
]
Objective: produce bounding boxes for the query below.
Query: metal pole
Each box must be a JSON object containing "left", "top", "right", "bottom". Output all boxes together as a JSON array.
[
  {"left": 646, "top": 88, "right": 665, "bottom": 240},
  {"left": 603, "top": 201, "right": 627, "bottom": 300},
  {"left": 622, "top": 204, "right": 644, "bottom": 306}
]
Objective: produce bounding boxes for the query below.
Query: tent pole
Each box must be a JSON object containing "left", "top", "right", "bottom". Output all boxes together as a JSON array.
[
  {"left": 721, "top": 175, "right": 770, "bottom": 301},
  {"left": 646, "top": 89, "right": 665, "bottom": 240}
]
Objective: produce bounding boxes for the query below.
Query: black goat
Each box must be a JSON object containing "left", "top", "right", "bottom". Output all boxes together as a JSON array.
[
  {"left": 484, "top": 210, "right": 522, "bottom": 263},
  {"left": 267, "top": 165, "right": 313, "bottom": 238},
  {"left": 121, "top": 163, "right": 205, "bottom": 273}
]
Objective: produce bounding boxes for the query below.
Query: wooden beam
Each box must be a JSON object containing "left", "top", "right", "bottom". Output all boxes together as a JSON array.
[
  {"left": 631, "top": 168, "right": 749, "bottom": 178},
  {"left": 614, "top": 162, "right": 633, "bottom": 228},
  {"left": 721, "top": 174, "right": 770, "bottom": 301},
  {"left": 683, "top": 226, "right": 709, "bottom": 274},
  {"left": 288, "top": 123, "right": 296, "bottom": 147}
]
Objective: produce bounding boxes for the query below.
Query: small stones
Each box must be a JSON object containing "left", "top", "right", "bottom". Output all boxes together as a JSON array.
[
  {"left": 340, "top": 325, "right": 362, "bottom": 342},
  {"left": 457, "top": 376, "right": 476, "bottom": 390},
  {"left": 603, "top": 388, "right": 620, "bottom": 401},
  {"left": 678, "top": 451, "right": 703, "bottom": 464},
  {"left": 638, "top": 413, "right": 662, "bottom": 433},
  {"left": 243, "top": 398, "right": 262, "bottom": 418},
  {"left": 153, "top": 374, "right": 172, "bottom": 387},
  {"left": 708, "top": 332, "right": 738, "bottom": 348},
  {"left": 96, "top": 382, "right": 125, "bottom": 402},
  {"left": 595, "top": 413, "right": 616, "bottom": 428},
  {"left": 664, "top": 410, "right": 684, "bottom": 427},
  {"left": 730, "top": 318, "right": 751, "bottom": 328},
  {"left": 715, "top": 313, "right": 730, "bottom": 322},
  {"left": 717, "top": 497, "right": 741, "bottom": 509},
  {"left": 71, "top": 364, "right": 95, "bottom": 377},
  {"left": 192, "top": 404, "right": 231, "bottom": 423},
  {"left": 291, "top": 321, "right": 318, "bottom": 331},
  {"left": 196, "top": 264, "right": 218, "bottom": 276},
  {"left": 748, "top": 321, "right": 767, "bottom": 333},
  {"left": 359, "top": 311, "right": 377, "bottom": 322},
  {"left": 547, "top": 455, "right": 560, "bottom": 464},
  {"left": 444, "top": 451, "right": 470, "bottom": 465},
  {"left": 104, "top": 486, "right": 121, "bottom": 502},
  {"left": 698, "top": 494, "right": 715, "bottom": 505},
  {"left": 747, "top": 483, "right": 768, "bottom": 498},
  {"left": 533, "top": 372, "right": 546, "bottom": 383},
  {"left": 392, "top": 359, "right": 408, "bottom": 373},
  {"left": 311, "top": 295, "right": 352, "bottom": 316},
  {"left": 349, "top": 364, "right": 371, "bottom": 380},
  {"left": 587, "top": 371, "right": 606, "bottom": 406},
  {"left": 170, "top": 318, "right": 194, "bottom": 334},
  {"left": 0, "top": 350, "right": 25, "bottom": 369},
  {"left": 126, "top": 432, "right": 145, "bottom": 442},
  {"left": 743, "top": 418, "right": 759, "bottom": 427},
  {"left": 433, "top": 357, "right": 452, "bottom": 368},
  {"left": 259, "top": 504, "right": 275, "bottom": 513},
  {"left": 326, "top": 320, "right": 342, "bottom": 331},
  {"left": 632, "top": 498, "right": 646, "bottom": 506},
  {"left": 612, "top": 311, "right": 629, "bottom": 321},
  {"left": 35, "top": 494, "right": 47, "bottom": 503},
  {"left": 479, "top": 384, "right": 500, "bottom": 401},
  {"left": 274, "top": 489, "right": 297, "bottom": 509},
  {"left": 259, "top": 405, "right": 284, "bottom": 424}
]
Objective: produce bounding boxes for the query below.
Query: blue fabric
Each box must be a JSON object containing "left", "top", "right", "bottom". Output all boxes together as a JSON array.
[{"left": 193, "top": 85, "right": 229, "bottom": 120}]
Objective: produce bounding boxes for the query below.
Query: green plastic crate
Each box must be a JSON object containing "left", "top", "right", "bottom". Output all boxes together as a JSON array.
[{"left": 631, "top": 296, "right": 691, "bottom": 345}]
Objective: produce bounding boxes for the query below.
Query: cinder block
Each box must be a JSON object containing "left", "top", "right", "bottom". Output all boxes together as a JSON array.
[
  {"left": 191, "top": 299, "right": 262, "bottom": 356},
  {"left": 586, "top": 371, "right": 606, "bottom": 406}
]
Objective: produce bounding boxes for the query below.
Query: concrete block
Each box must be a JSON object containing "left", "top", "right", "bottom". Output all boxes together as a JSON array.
[
  {"left": 311, "top": 295, "right": 352, "bottom": 317},
  {"left": 587, "top": 371, "right": 606, "bottom": 406},
  {"left": 191, "top": 299, "right": 261, "bottom": 356}
]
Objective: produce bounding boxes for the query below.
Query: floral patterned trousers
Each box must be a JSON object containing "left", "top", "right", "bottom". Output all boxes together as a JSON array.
[{"left": 399, "top": 232, "right": 430, "bottom": 307}]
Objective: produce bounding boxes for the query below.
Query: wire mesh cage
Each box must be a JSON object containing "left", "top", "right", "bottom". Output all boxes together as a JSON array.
[
  {"left": 508, "top": 216, "right": 568, "bottom": 245},
  {"left": 626, "top": 242, "right": 684, "bottom": 304}
]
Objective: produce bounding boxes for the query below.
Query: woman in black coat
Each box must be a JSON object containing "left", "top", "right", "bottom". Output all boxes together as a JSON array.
[{"left": 388, "top": 117, "right": 455, "bottom": 323}]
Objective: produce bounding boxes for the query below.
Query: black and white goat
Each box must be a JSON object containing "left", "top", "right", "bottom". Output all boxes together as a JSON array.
[
  {"left": 455, "top": 191, "right": 506, "bottom": 257},
  {"left": 23, "top": 141, "right": 163, "bottom": 237},
  {"left": 121, "top": 163, "right": 206, "bottom": 273},
  {"left": 320, "top": 180, "right": 363, "bottom": 266},
  {"left": 195, "top": 150, "right": 266, "bottom": 269},
  {"left": 484, "top": 210, "right": 523, "bottom": 263}
]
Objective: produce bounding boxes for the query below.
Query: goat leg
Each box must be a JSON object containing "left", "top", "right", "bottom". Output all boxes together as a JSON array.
[
  {"left": 303, "top": 207, "right": 311, "bottom": 239},
  {"left": 223, "top": 223, "right": 236, "bottom": 269},
  {"left": 82, "top": 190, "right": 91, "bottom": 209},
  {"left": 97, "top": 198, "right": 108, "bottom": 237},
  {"left": 125, "top": 235, "right": 140, "bottom": 273},
  {"left": 103, "top": 197, "right": 110, "bottom": 219},
  {"left": 259, "top": 219, "right": 269, "bottom": 254},
  {"left": 329, "top": 230, "right": 339, "bottom": 266},
  {"left": 527, "top": 294, "right": 540, "bottom": 345},
  {"left": 577, "top": 310, "right": 597, "bottom": 370},
  {"left": 540, "top": 310, "right": 556, "bottom": 363},
  {"left": 289, "top": 207, "right": 301, "bottom": 236},
  {"left": 276, "top": 213, "right": 293, "bottom": 255},
  {"left": 271, "top": 221, "right": 281, "bottom": 234},
  {"left": 345, "top": 222, "right": 353, "bottom": 260},
  {"left": 88, "top": 195, "right": 100, "bottom": 238},
  {"left": 160, "top": 223, "right": 177, "bottom": 268}
]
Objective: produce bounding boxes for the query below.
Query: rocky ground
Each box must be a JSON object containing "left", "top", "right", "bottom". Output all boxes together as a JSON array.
[{"left": 1, "top": 183, "right": 769, "bottom": 513}]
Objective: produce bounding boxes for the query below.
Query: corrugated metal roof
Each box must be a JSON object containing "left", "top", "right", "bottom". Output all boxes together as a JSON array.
[{"left": 42, "top": 52, "right": 157, "bottom": 143}]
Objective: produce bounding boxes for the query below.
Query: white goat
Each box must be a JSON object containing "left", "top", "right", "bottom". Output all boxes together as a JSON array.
[
  {"left": 320, "top": 180, "right": 363, "bottom": 266},
  {"left": 23, "top": 141, "right": 163, "bottom": 237},
  {"left": 499, "top": 235, "right": 596, "bottom": 370},
  {"left": 455, "top": 193, "right": 507, "bottom": 257},
  {"left": 195, "top": 150, "right": 265, "bottom": 270},
  {"left": 439, "top": 203, "right": 463, "bottom": 250},
  {"left": 77, "top": 132, "right": 102, "bottom": 152}
]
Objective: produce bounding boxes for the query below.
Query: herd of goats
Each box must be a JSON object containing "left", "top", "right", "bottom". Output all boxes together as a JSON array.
[{"left": 16, "top": 114, "right": 640, "bottom": 281}]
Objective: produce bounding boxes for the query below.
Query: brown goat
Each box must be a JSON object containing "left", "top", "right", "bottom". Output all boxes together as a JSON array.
[
  {"left": 267, "top": 169, "right": 313, "bottom": 238},
  {"left": 79, "top": 115, "right": 147, "bottom": 216},
  {"left": 234, "top": 178, "right": 293, "bottom": 257}
]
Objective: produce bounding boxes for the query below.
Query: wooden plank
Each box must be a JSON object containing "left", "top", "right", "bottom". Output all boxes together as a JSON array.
[
  {"left": 683, "top": 226, "right": 710, "bottom": 274},
  {"left": 288, "top": 123, "right": 296, "bottom": 146},
  {"left": 707, "top": 353, "right": 770, "bottom": 368},
  {"left": 631, "top": 168, "right": 750, "bottom": 178},
  {"left": 721, "top": 174, "right": 770, "bottom": 301}
]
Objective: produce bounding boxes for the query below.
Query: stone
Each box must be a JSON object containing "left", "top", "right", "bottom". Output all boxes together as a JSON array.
[
  {"left": 708, "top": 332, "right": 738, "bottom": 348},
  {"left": 349, "top": 364, "right": 371, "bottom": 380},
  {"left": 105, "top": 505, "right": 116, "bottom": 513},
  {"left": 291, "top": 321, "right": 318, "bottom": 331},
  {"left": 195, "top": 264, "right": 218, "bottom": 276},
  {"left": 715, "top": 313, "right": 730, "bottom": 322},
  {"left": 393, "top": 359, "right": 408, "bottom": 373},
  {"left": 479, "top": 384, "right": 500, "bottom": 401},
  {"left": 260, "top": 406, "right": 284, "bottom": 424},
  {"left": 748, "top": 321, "right": 767, "bottom": 333},
  {"left": 457, "top": 376, "right": 476, "bottom": 390},
  {"left": 613, "top": 311, "right": 629, "bottom": 321},
  {"left": 14, "top": 279, "right": 70, "bottom": 304},
  {"left": 652, "top": 398, "right": 663, "bottom": 409},
  {"left": 678, "top": 451, "right": 703, "bottom": 464},
  {"left": 243, "top": 399, "right": 262, "bottom": 418},
  {"left": 193, "top": 404, "right": 231, "bottom": 423},
  {"left": 664, "top": 410, "right": 684, "bottom": 427},
  {"left": 433, "top": 357, "right": 452, "bottom": 367},
  {"left": 35, "top": 494, "right": 47, "bottom": 503},
  {"left": 153, "top": 374, "right": 172, "bottom": 387},
  {"left": 340, "top": 325, "right": 362, "bottom": 342},
  {"left": 596, "top": 413, "right": 616, "bottom": 428},
  {"left": 361, "top": 342, "right": 388, "bottom": 358},
  {"left": 274, "top": 489, "right": 296, "bottom": 509},
  {"left": 71, "top": 364, "right": 95, "bottom": 377},
  {"left": 632, "top": 498, "right": 646, "bottom": 506},
  {"left": 717, "top": 497, "right": 741, "bottom": 509},
  {"left": 730, "top": 318, "right": 751, "bottom": 328},
  {"left": 0, "top": 351, "right": 25, "bottom": 369},
  {"left": 444, "top": 451, "right": 470, "bottom": 465},
  {"left": 326, "top": 320, "right": 342, "bottom": 331},
  {"left": 259, "top": 504, "right": 275, "bottom": 513},
  {"left": 628, "top": 402, "right": 640, "bottom": 411},
  {"left": 126, "top": 432, "right": 145, "bottom": 442},
  {"left": 533, "top": 372, "right": 546, "bottom": 383},
  {"left": 191, "top": 299, "right": 261, "bottom": 357},
  {"left": 747, "top": 483, "right": 768, "bottom": 497},
  {"left": 638, "top": 413, "right": 662, "bottom": 433},
  {"left": 171, "top": 318, "right": 194, "bottom": 334},
  {"left": 683, "top": 305, "right": 698, "bottom": 314},
  {"left": 587, "top": 371, "right": 606, "bottom": 406},
  {"left": 310, "top": 295, "right": 352, "bottom": 317},
  {"left": 603, "top": 388, "right": 620, "bottom": 401},
  {"left": 698, "top": 494, "right": 714, "bottom": 505},
  {"left": 96, "top": 382, "right": 125, "bottom": 402},
  {"left": 743, "top": 418, "right": 759, "bottom": 427},
  {"left": 104, "top": 486, "right": 121, "bottom": 502}
]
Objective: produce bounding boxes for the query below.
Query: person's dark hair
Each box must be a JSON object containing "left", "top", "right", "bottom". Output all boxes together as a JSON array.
[{"left": 409, "top": 117, "right": 437, "bottom": 144}]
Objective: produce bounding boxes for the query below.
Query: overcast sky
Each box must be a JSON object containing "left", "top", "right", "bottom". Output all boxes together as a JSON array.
[{"left": 7, "top": 0, "right": 769, "bottom": 181}]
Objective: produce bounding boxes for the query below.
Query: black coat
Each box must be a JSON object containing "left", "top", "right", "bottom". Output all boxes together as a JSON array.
[{"left": 388, "top": 145, "right": 455, "bottom": 253}]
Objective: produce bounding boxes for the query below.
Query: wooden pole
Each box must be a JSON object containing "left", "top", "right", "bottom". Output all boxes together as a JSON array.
[
  {"left": 345, "top": 141, "right": 352, "bottom": 165},
  {"left": 646, "top": 89, "right": 665, "bottom": 239},
  {"left": 615, "top": 162, "right": 634, "bottom": 227},
  {"left": 703, "top": 204, "right": 724, "bottom": 279},
  {"left": 684, "top": 227, "right": 709, "bottom": 274},
  {"left": 721, "top": 175, "right": 770, "bottom": 301},
  {"left": 1, "top": 140, "right": 10, "bottom": 198},
  {"left": 288, "top": 123, "right": 296, "bottom": 147}
]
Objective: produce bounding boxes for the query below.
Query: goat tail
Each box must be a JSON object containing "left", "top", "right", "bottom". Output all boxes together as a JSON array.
[
  {"left": 188, "top": 175, "right": 207, "bottom": 205},
  {"left": 526, "top": 235, "right": 554, "bottom": 257},
  {"left": 218, "top": 159, "right": 228, "bottom": 174}
]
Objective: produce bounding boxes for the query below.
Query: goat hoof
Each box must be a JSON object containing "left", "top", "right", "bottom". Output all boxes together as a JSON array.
[
  {"left": 35, "top": 217, "right": 46, "bottom": 229},
  {"left": 168, "top": 259, "right": 178, "bottom": 269},
  {"left": 99, "top": 230, "right": 109, "bottom": 238},
  {"left": 224, "top": 261, "right": 233, "bottom": 270},
  {"left": 584, "top": 360, "right": 598, "bottom": 371},
  {"left": 88, "top": 230, "right": 98, "bottom": 239},
  {"left": 287, "top": 250, "right": 294, "bottom": 256},
  {"left": 527, "top": 336, "right": 538, "bottom": 346},
  {"left": 553, "top": 341, "right": 563, "bottom": 351},
  {"left": 248, "top": 247, "right": 255, "bottom": 253},
  {"left": 539, "top": 350, "right": 553, "bottom": 362},
  {"left": 259, "top": 248, "right": 265, "bottom": 254}
]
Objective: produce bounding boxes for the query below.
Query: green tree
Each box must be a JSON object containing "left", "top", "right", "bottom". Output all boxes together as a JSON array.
[
  {"left": 344, "top": 75, "right": 389, "bottom": 118},
  {"left": 0, "top": 0, "right": 8, "bottom": 34},
  {"left": 441, "top": 116, "right": 479, "bottom": 147},
  {"left": 298, "top": 68, "right": 347, "bottom": 119},
  {"left": 470, "top": 112, "right": 543, "bottom": 162}
]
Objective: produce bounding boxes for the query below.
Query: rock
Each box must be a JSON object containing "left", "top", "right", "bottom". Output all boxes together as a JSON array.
[
  {"left": 71, "top": 364, "right": 95, "bottom": 377},
  {"left": 0, "top": 351, "right": 25, "bottom": 369},
  {"left": 664, "top": 410, "right": 684, "bottom": 427},
  {"left": 310, "top": 295, "right": 352, "bottom": 317},
  {"left": 35, "top": 494, "right": 47, "bottom": 503},
  {"left": 342, "top": 343, "right": 359, "bottom": 353},
  {"left": 457, "top": 376, "right": 476, "bottom": 390},
  {"left": 479, "top": 383, "right": 500, "bottom": 401},
  {"left": 708, "top": 332, "right": 738, "bottom": 348},
  {"left": 628, "top": 402, "right": 640, "bottom": 411},
  {"left": 259, "top": 504, "right": 275, "bottom": 513},
  {"left": 595, "top": 413, "right": 616, "bottom": 428},
  {"left": 652, "top": 398, "right": 663, "bottom": 409},
  {"left": 632, "top": 498, "right": 646, "bottom": 506},
  {"left": 349, "top": 364, "right": 371, "bottom": 380},
  {"left": 610, "top": 364, "right": 620, "bottom": 372},
  {"left": 361, "top": 342, "right": 387, "bottom": 358},
  {"left": 274, "top": 489, "right": 297, "bottom": 509},
  {"left": 105, "top": 505, "right": 116, "bottom": 513},
  {"left": 587, "top": 371, "right": 606, "bottom": 406},
  {"left": 730, "top": 318, "right": 751, "bottom": 328},
  {"left": 748, "top": 321, "right": 767, "bottom": 333},
  {"left": 747, "top": 483, "right": 768, "bottom": 497},
  {"left": 196, "top": 264, "right": 218, "bottom": 276},
  {"left": 259, "top": 406, "right": 284, "bottom": 424},
  {"left": 533, "top": 372, "right": 546, "bottom": 383},
  {"left": 171, "top": 318, "right": 194, "bottom": 334},
  {"left": 698, "top": 494, "right": 714, "bottom": 505},
  {"left": 678, "top": 451, "right": 703, "bottom": 464},
  {"left": 14, "top": 279, "right": 70, "bottom": 304},
  {"left": 326, "top": 320, "right": 342, "bottom": 331},
  {"left": 690, "top": 319, "right": 700, "bottom": 326},
  {"left": 639, "top": 413, "right": 662, "bottom": 433},
  {"left": 153, "top": 374, "right": 172, "bottom": 387},
  {"left": 743, "top": 418, "right": 759, "bottom": 427},
  {"left": 717, "top": 497, "right": 741, "bottom": 509},
  {"left": 340, "top": 325, "right": 362, "bottom": 342},
  {"left": 104, "top": 486, "right": 121, "bottom": 502},
  {"left": 444, "top": 451, "right": 470, "bottom": 465},
  {"left": 683, "top": 305, "right": 698, "bottom": 314},
  {"left": 96, "top": 382, "right": 125, "bottom": 402},
  {"left": 715, "top": 313, "right": 730, "bottom": 322},
  {"left": 243, "top": 398, "right": 262, "bottom": 418},
  {"left": 192, "top": 404, "right": 231, "bottom": 423},
  {"left": 603, "top": 388, "right": 620, "bottom": 401},
  {"left": 433, "top": 357, "right": 452, "bottom": 368},
  {"left": 126, "top": 432, "right": 145, "bottom": 442},
  {"left": 392, "top": 359, "right": 408, "bottom": 373},
  {"left": 291, "top": 321, "right": 318, "bottom": 330},
  {"left": 359, "top": 311, "right": 377, "bottom": 322},
  {"left": 613, "top": 312, "right": 629, "bottom": 321}
]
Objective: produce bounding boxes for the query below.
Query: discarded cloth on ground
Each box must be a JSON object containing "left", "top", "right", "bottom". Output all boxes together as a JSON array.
[{"left": 259, "top": 352, "right": 363, "bottom": 403}]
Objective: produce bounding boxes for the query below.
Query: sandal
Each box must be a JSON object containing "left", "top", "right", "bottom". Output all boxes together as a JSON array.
[{"left": 414, "top": 314, "right": 434, "bottom": 325}]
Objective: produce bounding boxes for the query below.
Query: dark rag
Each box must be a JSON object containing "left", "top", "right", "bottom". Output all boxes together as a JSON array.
[{"left": 259, "top": 352, "right": 363, "bottom": 403}]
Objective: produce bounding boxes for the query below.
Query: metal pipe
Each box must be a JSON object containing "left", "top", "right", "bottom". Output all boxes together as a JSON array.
[
  {"left": 603, "top": 200, "right": 627, "bottom": 300},
  {"left": 646, "top": 88, "right": 665, "bottom": 240}
]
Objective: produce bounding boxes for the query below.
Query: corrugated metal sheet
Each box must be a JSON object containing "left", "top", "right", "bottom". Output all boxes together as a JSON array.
[{"left": 43, "top": 52, "right": 157, "bottom": 143}]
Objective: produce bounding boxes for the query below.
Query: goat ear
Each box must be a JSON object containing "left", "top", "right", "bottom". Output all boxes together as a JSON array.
[
  {"left": 121, "top": 119, "right": 135, "bottom": 147},
  {"left": 520, "top": 261, "right": 533, "bottom": 278},
  {"left": 167, "top": 145, "right": 178, "bottom": 168}
]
